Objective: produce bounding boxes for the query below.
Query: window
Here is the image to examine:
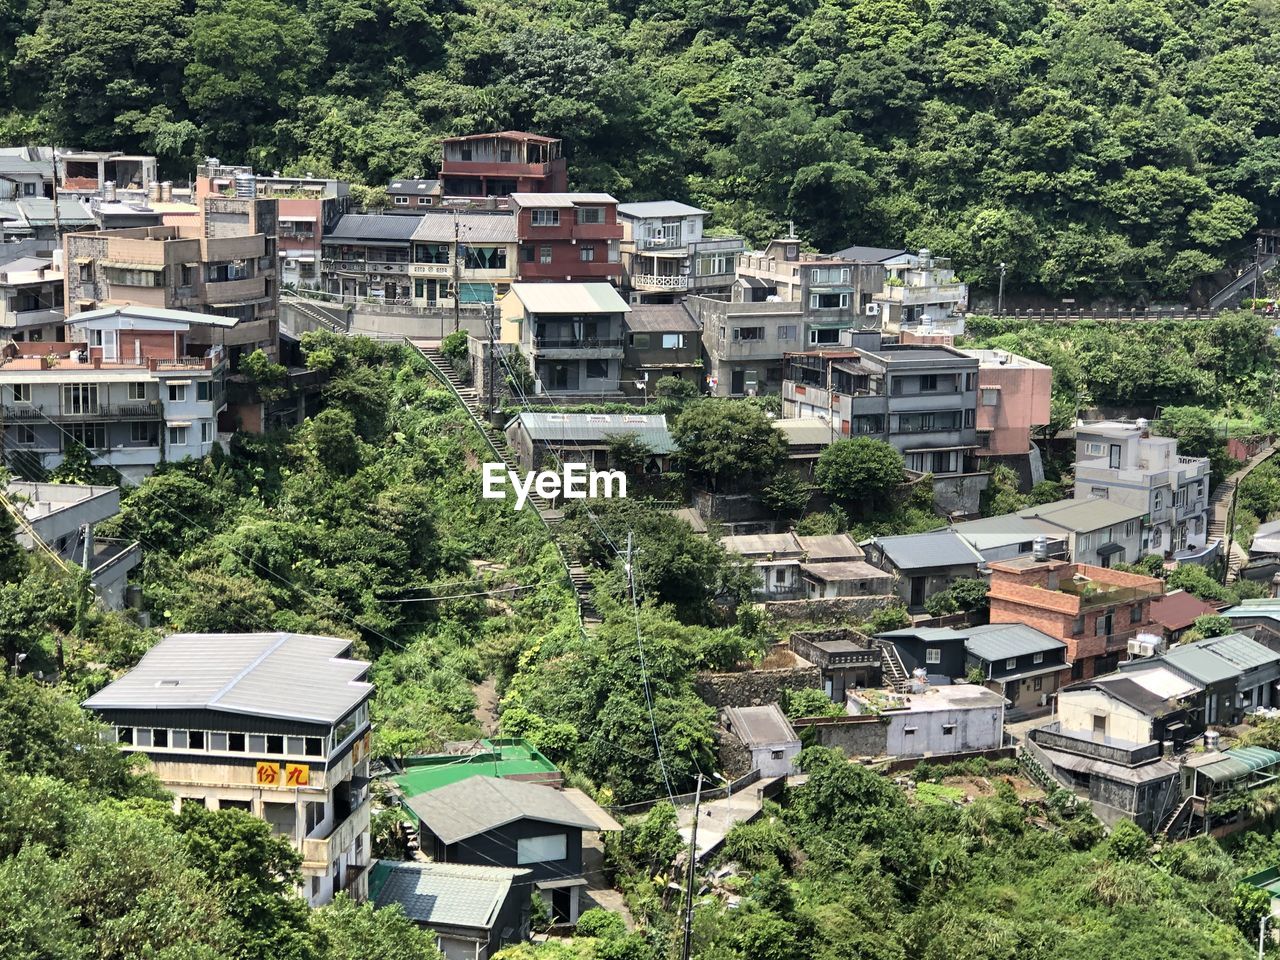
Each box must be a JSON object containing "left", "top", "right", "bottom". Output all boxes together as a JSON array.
[
  {"left": 579, "top": 244, "right": 595, "bottom": 262},
  {"left": 171, "top": 730, "right": 188, "bottom": 749},
  {"left": 903, "top": 726, "right": 917, "bottom": 735},
  {"left": 576, "top": 206, "right": 604, "bottom": 224},
  {"left": 775, "top": 568, "right": 787, "bottom": 585},
  {"left": 1072, "top": 615, "right": 1085, "bottom": 635},
  {"left": 127, "top": 382, "right": 147, "bottom": 401},
  {"left": 66, "top": 422, "right": 105, "bottom": 450},
  {"left": 1005, "top": 658, "right": 1017, "bottom": 670},
  {"left": 189, "top": 730, "right": 205, "bottom": 750},
  {"left": 460, "top": 144, "right": 472, "bottom": 160},
  {"left": 499, "top": 144, "right": 513, "bottom": 162},
  {"left": 919, "top": 374, "right": 938, "bottom": 392},
  {"left": 464, "top": 246, "right": 507, "bottom": 270},
  {"left": 770, "top": 748, "right": 785, "bottom": 760},
  {"left": 697, "top": 253, "right": 731, "bottom": 276},
  {"left": 981, "top": 388, "right": 999, "bottom": 406},
  {"left": 152, "top": 729, "right": 169, "bottom": 748},
  {"left": 168, "top": 425, "right": 189, "bottom": 445},
  {"left": 1152, "top": 527, "right": 1163, "bottom": 548},
  {"left": 249, "top": 734, "right": 267, "bottom": 754},
  {"left": 1033, "top": 677, "right": 1044, "bottom": 691},
  {"left": 201, "top": 422, "right": 214, "bottom": 444},
  {"left": 925, "top": 648, "right": 941, "bottom": 665},
  {"left": 810, "top": 327, "right": 841, "bottom": 345},
  {"left": 393, "top": 195, "right": 409, "bottom": 205},
  {"left": 809, "top": 292, "right": 848, "bottom": 309},
  {"left": 539, "top": 245, "right": 552, "bottom": 264},
  {"left": 305, "top": 737, "right": 324, "bottom": 757},
  {"left": 197, "top": 381, "right": 212, "bottom": 401},
  {"left": 964, "top": 372, "right": 977, "bottom": 391},
  {"left": 267, "top": 735, "right": 284, "bottom": 754},
  {"left": 130, "top": 421, "right": 158, "bottom": 445},
  {"left": 117, "top": 726, "right": 134, "bottom": 745},
  {"left": 777, "top": 324, "right": 797, "bottom": 341},
  {"left": 62, "top": 383, "right": 98, "bottom": 415},
  {"left": 417, "top": 197, "right": 432, "bottom": 206},
  {"left": 167, "top": 383, "right": 187, "bottom": 403},
  {"left": 104, "top": 266, "right": 164, "bottom": 287},
  {"left": 1175, "top": 487, "right": 1187, "bottom": 507},
  {"left": 630, "top": 333, "right": 650, "bottom": 349},
  {"left": 963, "top": 409, "right": 974, "bottom": 428},
  {"left": 1154, "top": 490, "right": 1163, "bottom": 510},
  {"left": 586, "top": 359, "right": 610, "bottom": 380},
  {"left": 517, "top": 834, "right": 567, "bottom": 864},
  {"left": 1130, "top": 603, "right": 1142, "bottom": 624},
  {"left": 942, "top": 724, "right": 956, "bottom": 735},
  {"left": 1077, "top": 533, "right": 1091, "bottom": 552},
  {"left": 287, "top": 737, "right": 306, "bottom": 756},
  {"left": 1033, "top": 652, "right": 1044, "bottom": 664},
  {"left": 13, "top": 425, "right": 35, "bottom": 445},
  {"left": 520, "top": 244, "right": 535, "bottom": 263},
  {"left": 136, "top": 728, "right": 153, "bottom": 748},
  {"left": 10, "top": 384, "right": 31, "bottom": 403},
  {"left": 733, "top": 326, "right": 765, "bottom": 341},
  {"left": 530, "top": 209, "right": 560, "bottom": 227},
  {"left": 661, "top": 333, "right": 684, "bottom": 349},
  {"left": 415, "top": 243, "right": 449, "bottom": 264}
]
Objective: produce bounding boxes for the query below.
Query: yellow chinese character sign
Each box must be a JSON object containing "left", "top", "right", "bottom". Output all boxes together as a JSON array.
[
  {"left": 284, "top": 764, "right": 310, "bottom": 787},
  {"left": 254, "top": 762, "right": 281, "bottom": 786}
]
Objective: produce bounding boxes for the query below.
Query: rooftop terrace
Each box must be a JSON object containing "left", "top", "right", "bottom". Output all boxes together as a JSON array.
[{"left": 392, "top": 738, "right": 560, "bottom": 798}]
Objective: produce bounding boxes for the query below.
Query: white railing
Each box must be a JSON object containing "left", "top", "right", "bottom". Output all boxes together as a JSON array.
[{"left": 631, "top": 273, "right": 689, "bottom": 290}]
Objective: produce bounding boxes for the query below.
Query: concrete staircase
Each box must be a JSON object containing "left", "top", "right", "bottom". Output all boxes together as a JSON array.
[
  {"left": 1208, "top": 252, "right": 1279, "bottom": 309},
  {"left": 413, "top": 343, "right": 599, "bottom": 624},
  {"left": 281, "top": 294, "right": 350, "bottom": 334}
]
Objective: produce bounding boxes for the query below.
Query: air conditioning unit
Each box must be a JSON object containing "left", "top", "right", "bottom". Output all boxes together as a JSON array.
[
  {"left": 1127, "top": 632, "right": 1163, "bottom": 658},
  {"left": 370, "top": 274, "right": 382, "bottom": 282},
  {"left": 865, "top": 302, "right": 880, "bottom": 316}
]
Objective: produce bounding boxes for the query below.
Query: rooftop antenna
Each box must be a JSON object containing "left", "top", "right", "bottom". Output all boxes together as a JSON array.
[{"left": 787, "top": 219, "right": 796, "bottom": 239}]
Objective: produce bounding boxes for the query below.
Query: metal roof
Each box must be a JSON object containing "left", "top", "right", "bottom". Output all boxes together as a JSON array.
[
  {"left": 387, "top": 179, "right": 440, "bottom": 193},
  {"left": 1195, "top": 633, "right": 1280, "bottom": 671},
  {"left": 69, "top": 304, "right": 240, "bottom": 329},
  {"left": 370, "top": 860, "right": 529, "bottom": 930},
  {"left": 964, "top": 623, "right": 1066, "bottom": 662},
  {"left": 773, "top": 418, "right": 837, "bottom": 447},
  {"left": 1088, "top": 675, "right": 1181, "bottom": 716},
  {"left": 1197, "top": 746, "right": 1280, "bottom": 784},
  {"left": 877, "top": 626, "right": 969, "bottom": 642},
  {"left": 721, "top": 533, "right": 804, "bottom": 557},
  {"left": 403, "top": 775, "right": 604, "bottom": 845},
  {"left": 795, "top": 534, "right": 863, "bottom": 561},
  {"left": 1149, "top": 590, "right": 1219, "bottom": 631},
  {"left": 508, "top": 192, "right": 617, "bottom": 208},
  {"left": 724, "top": 705, "right": 798, "bottom": 748},
  {"left": 506, "top": 281, "right": 630, "bottom": 314},
  {"left": 800, "top": 560, "right": 891, "bottom": 582},
  {"left": 947, "top": 514, "right": 1068, "bottom": 553},
  {"left": 870, "top": 531, "right": 983, "bottom": 570},
  {"left": 1161, "top": 636, "right": 1264, "bottom": 686},
  {"left": 830, "top": 244, "right": 911, "bottom": 263},
  {"left": 623, "top": 303, "right": 699, "bottom": 333},
  {"left": 82, "top": 633, "right": 372, "bottom": 724},
  {"left": 512, "top": 412, "right": 674, "bottom": 452},
  {"left": 617, "top": 201, "right": 708, "bottom": 219},
  {"left": 411, "top": 210, "right": 516, "bottom": 244},
  {"left": 1224, "top": 599, "right": 1280, "bottom": 621},
  {"left": 325, "top": 214, "right": 420, "bottom": 242},
  {"left": 1016, "top": 497, "right": 1146, "bottom": 534}
]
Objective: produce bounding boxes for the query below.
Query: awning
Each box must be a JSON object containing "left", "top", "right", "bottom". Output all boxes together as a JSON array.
[
  {"left": 903, "top": 444, "right": 978, "bottom": 454},
  {"left": 459, "top": 281, "right": 494, "bottom": 303},
  {"left": 166, "top": 379, "right": 193, "bottom": 386},
  {"left": 997, "top": 663, "right": 1065, "bottom": 683},
  {"left": 1097, "top": 543, "right": 1126, "bottom": 558},
  {"left": 535, "top": 877, "right": 588, "bottom": 891},
  {"left": 209, "top": 297, "right": 271, "bottom": 308},
  {"left": 101, "top": 260, "right": 164, "bottom": 271},
  {"left": 736, "top": 276, "right": 768, "bottom": 289},
  {"left": 166, "top": 420, "right": 193, "bottom": 427},
  {"left": 1198, "top": 746, "right": 1280, "bottom": 784},
  {"left": 278, "top": 215, "right": 316, "bottom": 223}
]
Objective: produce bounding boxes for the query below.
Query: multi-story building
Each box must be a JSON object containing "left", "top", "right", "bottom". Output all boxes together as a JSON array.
[
  {"left": 0, "top": 146, "right": 54, "bottom": 198},
  {"left": 0, "top": 306, "right": 228, "bottom": 484},
  {"left": 83, "top": 632, "right": 374, "bottom": 906},
  {"left": 65, "top": 163, "right": 279, "bottom": 366},
  {"left": 620, "top": 303, "right": 703, "bottom": 396},
  {"left": 733, "top": 240, "right": 861, "bottom": 342},
  {"left": 387, "top": 178, "right": 442, "bottom": 210},
  {"left": 440, "top": 132, "right": 567, "bottom": 198},
  {"left": 616, "top": 201, "right": 744, "bottom": 303},
  {"left": 509, "top": 194, "right": 622, "bottom": 284},
  {"left": 962, "top": 348, "right": 1052, "bottom": 459},
  {"left": 248, "top": 173, "right": 350, "bottom": 290},
  {"left": 987, "top": 555, "right": 1165, "bottom": 680},
  {"left": 691, "top": 297, "right": 806, "bottom": 397},
  {"left": 1, "top": 248, "right": 65, "bottom": 343},
  {"left": 872, "top": 249, "right": 968, "bottom": 333},
  {"left": 499, "top": 282, "right": 630, "bottom": 396},
  {"left": 409, "top": 210, "right": 518, "bottom": 308},
  {"left": 6, "top": 480, "right": 141, "bottom": 609},
  {"left": 320, "top": 214, "right": 419, "bottom": 302},
  {"left": 1073, "top": 419, "right": 1214, "bottom": 562}
]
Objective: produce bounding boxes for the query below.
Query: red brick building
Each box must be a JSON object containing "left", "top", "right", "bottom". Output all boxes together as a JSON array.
[
  {"left": 440, "top": 132, "right": 567, "bottom": 198},
  {"left": 510, "top": 193, "right": 622, "bottom": 284},
  {"left": 987, "top": 557, "right": 1165, "bottom": 681}
]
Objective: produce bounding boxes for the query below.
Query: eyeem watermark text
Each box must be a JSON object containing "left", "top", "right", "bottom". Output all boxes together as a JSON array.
[{"left": 483, "top": 463, "right": 627, "bottom": 510}]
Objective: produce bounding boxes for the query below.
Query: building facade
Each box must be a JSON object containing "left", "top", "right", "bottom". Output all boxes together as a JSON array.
[
  {"left": 83, "top": 632, "right": 375, "bottom": 907},
  {"left": 409, "top": 210, "right": 518, "bottom": 308},
  {"left": 620, "top": 303, "right": 704, "bottom": 396},
  {"left": 320, "top": 214, "right": 419, "bottom": 302},
  {"left": 616, "top": 201, "right": 744, "bottom": 303},
  {"left": 440, "top": 132, "right": 567, "bottom": 198},
  {"left": 872, "top": 249, "right": 968, "bottom": 333},
  {"left": 499, "top": 282, "right": 630, "bottom": 396},
  {"left": 509, "top": 194, "right": 622, "bottom": 284},
  {"left": 0, "top": 249, "right": 65, "bottom": 342}
]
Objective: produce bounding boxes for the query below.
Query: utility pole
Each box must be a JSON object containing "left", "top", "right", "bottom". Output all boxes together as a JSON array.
[
  {"left": 453, "top": 211, "right": 462, "bottom": 334},
  {"left": 486, "top": 301, "right": 496, "bottom": 414},
  {"left": 1253, "top": 237, "right": 1264, "bottom": 308},
  {"left": 681, "top": 773, "right": 704, "bottom": 960},
  {"left": 997, "top": 262, "right": 1006, "bottom": 317},
  {"left": 1260, "top": 913, "right": 1269, "bottom": 960}
]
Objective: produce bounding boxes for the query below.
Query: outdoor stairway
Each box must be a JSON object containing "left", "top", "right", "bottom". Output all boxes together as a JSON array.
[
  {"left": 1208, "top": 251, "right": 1279, "bottom": 309},
  {"left": 1158, "top": 794, "right": 1195, "bottom": 839},
  {"left": 281, "top": 294, "right": 349, "bottom": 334},
  {"left": 414, "top": 343, "right": 597, "bottom": 623},
  {"left": 879, "top": 642, "right": 910, "bottom": 692}
]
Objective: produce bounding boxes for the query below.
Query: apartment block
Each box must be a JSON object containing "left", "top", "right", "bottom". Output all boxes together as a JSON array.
[
  {"left": 251, "top": 172, "right": 350, "bottom": 290},
  {"left": 84, "top": 632, "right": 374, "bottom": 907},
  {"left": 734, "top": 239, "right": 860, "bottom": 344},
  {"left": 872, "top": 249, "right": 968, "bottom": 334},
  {"left": 65, "top": 163, "right": 279, "bottom": 365},
  {"left": 409, "top": 210, "right": 518, "bottom": 308},
  {"left": 510, "top": 194, "right": 622, "bottom": 284},
  {"left": 616, "top": 201, "right": 744, "bottom": 303},
  {"left": 691, "top": 296, "right": 806, "bottom": 397},
  {"left": 440, "top": 132, "right": 567, "bottom": 198},
  {"left": 499, "top": 282, "right": 630, "bottom": 396},
  {"left": 0, "top": 248, "right": 65, "bottom": 342},
  {"left": 0, "top": 306, "right": 228, "bottom": 484}
]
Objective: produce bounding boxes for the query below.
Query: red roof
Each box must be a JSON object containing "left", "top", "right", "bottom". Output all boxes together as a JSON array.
[{"left": 1149, "top": 590, "right": 1219, "bottom": 632}]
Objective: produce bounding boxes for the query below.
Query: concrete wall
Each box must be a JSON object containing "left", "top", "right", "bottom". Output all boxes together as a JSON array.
[
  {"left": 764, "top": 595, "right": 899, "bottom": 624},
  {"left": 796, "top": 715, "right": 890, "bottom": 757},
  {"left": 1057, "top": 688, "right": 1152, "bottom": 743},
  {"left": 883, "top": 705, "right": 1004, "bottom": 757},
  {"left": 695, "top": 655, "right": 821, "bottom": 708},
  {"left": 931, "top": 472, "right": 989, "bottom": 517}
]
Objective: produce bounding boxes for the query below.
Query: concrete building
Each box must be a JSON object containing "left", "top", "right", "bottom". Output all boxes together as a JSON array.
[
  {"left": 409, "top": 210, "right": 518, "bottom": 308},
  {"left": 620, "top": 303, "right": 703, "bottom": 395},
  {"left": 5, "top": 480, "right": 140, "bottom": 609},
  {"left": 0, "top": 146, "right": 54, "bottom": 198},
  {"left": 962, "top": 347, "right": 1052, "bottom": 484},
  {"left": 1013, "top": 497, "right": 1147, "bottom": 568},
  {"left": 84, "top": 632, "right": 375, "bottom": 906},
  {"left": 722, "top": 705, "right": 801, "bottom": 777},
  {"left": 499, "top": 282, "right": 630, "bottom": 396},
  {"left": 862, "top": 530, "right": 983, "bottom": 612},
  {"left": 387, "top": 178, "right": 442, "bottom": 210},
  {"left": 0, "top": 306, "right": 228, "bottom": 483},
  {"left": 719, "top": 532, "right": 881, "bottom": 600},
  {"left": 846, "top": 683, "right": 1006, "bottom": 757},
  {"left": 248, "top": 172, "right": 350, "bottom": 290},
  {"left": 57, "top": 150, "right": 157, "bottom": 196},
  {"left": 321, "top": 214, "right": 418, "bottom": 302},
  {"left": 0, "top": 249, "right": 65, "bottom": 342},
  {"left": 986, "top": 556, "right": 1165, "bottom": 680},
  {"left": 1074, "top": 419, "right": 1214, "bottom": 562},
  {"left": 509, "top": 193, "right": 622, "bottom": 285},
  {"left": 440, "top": 132, "right": 567, "bottom": 198},
  {"left": 693, "top": 296, "right": 804, "bottom": 397},
  {"left": 616, "top": 201, "right": 744, "bottom": 303},
  {"left": 787, "top": 629, "right": 884, "bottom": 703},
  {"left": 872, "top": 249, "right": 968, "bottom": 334},
  {"left": 504, "top": 411, "right": 675, "bottom": 474},
  {"left": 65, "top": 164, "right": 279, "bottom": 366}
]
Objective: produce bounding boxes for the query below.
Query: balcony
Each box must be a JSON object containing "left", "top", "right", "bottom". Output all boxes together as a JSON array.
[
  {"left": 301, "top": 796, "right": 370, "bottom": 869},
  {"left": 637, "top": 236, "right": 688, "bottom": 252},
  {"left": 321, "top": 259, "right": 410, "bottom": 276},
  {"left": 631, "top": 273, "right": 689, "bottom": 292},
  {"left": 879, "top": 283, "right": 967, "bottom": 306},
  {"left": 10, "top": 307, "right": 65, "bottom": 329},
  {"left": 204, "top": 276, "right": 266, "bottom": 303},
  {"left": 532, "top": 337, "right": 624, "bottom": 359},
  {"left": 1030, "top": 722, "right": 1162, "bottom": 767},
  {"left": 2, "top": 401, "right": 163, "bottom": 421}
]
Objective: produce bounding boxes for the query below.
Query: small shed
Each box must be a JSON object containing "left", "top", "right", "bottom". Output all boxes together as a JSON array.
[{"left": 722, "top": 705, "right": 801, "bottom": 777}]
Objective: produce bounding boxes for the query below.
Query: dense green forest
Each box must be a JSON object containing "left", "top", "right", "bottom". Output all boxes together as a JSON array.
[{"left": 2, "top": 0, "right": 1278, "bottom": 300}]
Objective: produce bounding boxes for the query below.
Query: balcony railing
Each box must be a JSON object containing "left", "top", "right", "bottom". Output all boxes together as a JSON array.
[
  {"left": 631, "top": 273, "right": 689, "bottom": 290},
  {"left": 320, "top": 259, "right": 411, "bottom": 275},
  {"left": 637, "top": 236, "right": 687, "bottom": 252},
  {"left": 1, "top": 402, "right": 163, "bottom": 421},
  {"left": 532, "top": 337, "right": 624, "bottom": 350}
]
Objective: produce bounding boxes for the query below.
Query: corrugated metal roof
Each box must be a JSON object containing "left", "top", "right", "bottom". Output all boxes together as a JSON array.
[
  {"left": 325, "top": 214, "right": 419, "bottom": 242},
  {"left": 509, "top": 192, "right": 616, "bottom": 207},
  {"left": 948, "top": 514, "right": 1068, "bottom": 552},
  {"left": 404, "top": 775, "right": 602, "bottom": 844},
  {"left": 1149, "top": 590, "right": 1219, "bottom": 631},
  {"left": 411, "top": 210, "right": 516, "bottom": 243},
  {"left": 506, "top": 281, "right": 630, "bottom": 314},
  {"left": 82, "top": 633, "right": 372, "bottom": 724},
  {"left": 1197, "top": 633, "right": 1280, "bottom": 671},
  {"left": 800, "top": 560, "right": 891, "bottom": 582},
  {"left": 964, "top": 623, "right": 1065, "bottom": 662},
  {"left": 773, "top": 418, "right": 836, "bottom": 446},
  {"left": 513, "top": 412, "right": 674, "bottom": 452},
  {"left": 795, "top": 534, "right": 863, "bottom": 561},
  {"left": 870, "top": 531, "right": 983, "bottom": 570},
  {"left": 1016, "top": 496, "right": 1146, "bottom": 533},
  {"left": 830, "top": 244, "right": 911, "bottom": 262},
  {"left": 721, "top": 533, "right": 804, "bottom": 557},
  {"left": 878, "top": 626, "right": 969, "bottom": 642},
  {"left": 724, "top": 705, "right": 798, "bottom": 748},
  {"left": 69, "top": 304, "right": 240, "bottom": 329},
  {"left": 1163, "top": 642, "right": 1246, "bottom": 686},
  {"left": 617, "top": 201, "right": 708, "bottom": 219},
  {"left": 1198, "top": 746, "right": 1280, "bottom": 784},
  {"left": 1224, "top": 599, "right": 1280, "bottom": 620},
  {"left": 623, "top": 303, "right": 699, "bottom": 333},
  {"left": 387, "top": 179, "right": 440, "bottom": 193},
  {"left": 371, "top": 861, "right": 528, "bottom": 929}
]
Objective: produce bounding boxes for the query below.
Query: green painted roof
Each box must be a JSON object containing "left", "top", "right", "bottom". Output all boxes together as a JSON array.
[
  {"left": 1244, "top": 865, "right": 1280, "bottom": 897},
  {"left": 1197, "top": 746, "right": 1280, "bottom": 784},
  {"left": 393, "top": 739, "right": 559, "bottom": 799}
]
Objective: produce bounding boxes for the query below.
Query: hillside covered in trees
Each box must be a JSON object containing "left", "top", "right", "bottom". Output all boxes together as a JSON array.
[{"left": 2, "top": 0, "right": 1277, "bottom": 300}]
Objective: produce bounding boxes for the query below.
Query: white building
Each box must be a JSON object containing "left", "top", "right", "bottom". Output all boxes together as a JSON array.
[
  {"left": 0, "top": 248, "right": 64, "bottom": 342},
  {"left": 0, "top": 305, "right": 228, "bottom": 484},
  {"left": 872, "top": 249, "right": 968, "bottom": 335},
  {"left": 617, "top": 201, "right": 744, "bottom": 304}
]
